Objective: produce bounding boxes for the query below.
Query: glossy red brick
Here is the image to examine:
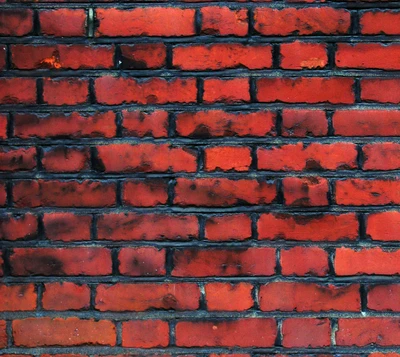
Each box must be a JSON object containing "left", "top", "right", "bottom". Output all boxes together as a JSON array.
[
  {"left": 14, "top": 112, "right": 116, "bottom": 139},
  {"left": 118, "top": 247, "right": 166, "bottom": 276},
  {"left": 43, "top": 78, "right": 89, "bottom": 105},
  {"left": 39, "top": 9, "right": 87, "bottom": 37},
  {"left": 204, "top": 146, "right": 252, "bottom": 171},
  {"left": 120, "top": 44, "right": 166, "bottom": 69},
  {"left": 176, "top": 319, "right": 277, "bottom": 347},
  {"left": 173, "top": 44, "right": 272, "bottom": 70},
  {"left": 43, "top": 213, "right": 91, "bottom": 241},
  {"left": 360, "top": 11, "right": 400, "bottom": 35},
  {"left": 361, "top": 79, "right": 400, "bottom": 103},
  {"left": 282, "top": 318, "right": 331, "bottom": 347},
  {"left": 122, "top": 110, "right": 168, "bottom": 138},
  {"left": 97, "top": 213, "right": 198, "bottom": 241},
  {"left": 121, "top": 320, "right": 169, "bottom": 348},
  {"left": 10, "top": 248, "right": 112, "bottom": 276},
  {"left": 123, "top": 179, "right": 168, "bottom": 207},
  {"left": 205, "top": 282, "right": 253, "bottom": 311},
  {"left": 95, "top": 283, "right": 200, "bottom": 311},
  {"left": 280, "top": 42, "right": 328, "bottom": 69},
  {"left": 258, "top": 213, "right": 358, "bottom": 241},
  {"left": 283, "top": 177, "right": 329, "bottom": 207},
  {"left": 203, "top": 78, "right": 250, "bottom": 103},
  {"left": 367, "top": 285, "right": 400, "bottom": 311},
  {"left": 13, "top": 318, "right": 116, "bottom": 346},
  {"left": 257, "top": 77, "right": 354, "bottom": 104},
  {"left": 281, "top": 246, "right": 329, "bottom": 276},
  {"left": 0, "top": 284, "right": 37, "bottom": 311},
  {"left": 42, "top": 282, "right": 90, "bottom": 311},
  {"left": 205, "top": 214, "right": 252, "bottom": 241},
  {"left": 176, "top": 110, "right": 276, "bottom": 137},
  {"left": 260, "top": 283, "right": 360, "bottom": 312},
  {"left": 201, "top": 7, "right": 248, "bottom": 36},
  {"left": 96, "top": 8, "right": 195, "bottom": 37},
  {"left": 174, "top": 178, "right": 276, "bottom": 206},
  {"left": 282, "top": 108, "right": 327, "bottom": 137},
  {"left": 0, "top": 213, "right": 37, "bottom": 241},
  {"left": 172, "top": 248, "right": 276, "bottom": 277}
]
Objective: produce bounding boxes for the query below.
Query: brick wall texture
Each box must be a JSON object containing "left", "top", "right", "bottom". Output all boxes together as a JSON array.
[{"left": 1, "top": 0, "right": 400, "bottom": 356}]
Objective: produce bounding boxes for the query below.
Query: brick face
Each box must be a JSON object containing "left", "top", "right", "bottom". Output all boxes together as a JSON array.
[{"left": 1, "top": 0, "right": 399, "bottom": 356}]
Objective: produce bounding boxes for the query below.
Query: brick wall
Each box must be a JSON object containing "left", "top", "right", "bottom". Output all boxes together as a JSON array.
[{"left": 1, "top": 0, "right": 400, "bottom": 356}]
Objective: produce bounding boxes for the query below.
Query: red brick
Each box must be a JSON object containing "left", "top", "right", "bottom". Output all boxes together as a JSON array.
[
  {"left": 201, "top": 7, "right": 248, "bottom": 36},
  {"left": 13, "top": 318, "right": 116, "bottom": 346},
  {"left": 254, "top": 8, "right": 350, "bottom": 35},
  {"left": 363, "top": 143, "right": 400, "bottom": 170},
  {"left": 173, "top": 44, "right": 272, "bottom": 70},
  {"left": 203, "top": 78, "right": 250, "bottom": 103},
  {"left": 13, "top": 180, "right": 116, "bottom": 208},
  {"left": 39, "top": 9, "right": 87, "bottom": 37},
  {"left": 258, "top": 213, "right": 358, "bottom": 241},
  {"left": 95, "top": 283, "right": 200, "bottom": 311},
  {"left": 43, "top": 213, "right": 91, "bottom": 241},
  {"left": 14, "top": 111, "right": 116, "bottom": 139},
  {"left": 257, "top": 77, "right": 354, "bottom": 104},
  {"left": 281, "top": 246, "right": 329, "bottom": 276},
  {"left": 282, "top": 318, "right": 331, "bottom": 347},
  {"left": 96, "top": 8, "right": 195, "bottom": 37},
  {"left": 336, "top": 43, "right": 400, "bottom": 70},
  {"left": 360, "top": 11, "right": 400, "bottom": 35},
  {"left": 335, "top": 179, "right": 400, "bottom": 205},
  {"left": 123, "top": 179, "right": 168, "bottom": 207},
  {"left": 10, "top": 248, "right": 112, "bottom": 276},
  {"left": 95, "top": 77, "right": 197, "bottom": 105},
  {"left": 122, "top": 110, "right": 168, "bottom": 138},
  {"left": 42, "top": 147, "right": 89, "bottom": 172},
  {"left": 43, "top": 78, "right": 89, "bottom": 105},
  {"left": 258, "top": 143, "right": 357, "bottom": 171},
  {"left": 172, "top": 248, "right": 276, "bottom": 277},
  {"left": 205, "top": 214, "right": 252, "bottom": 241},
  {"left": 0, "top": 114, "right": 7, "bottom": 139},
  {"left": 0, "top": 321, "right": 6, "bottom": 348},
  {"left": 283, "top": 177, "right": 329, "bottom": 207},
  {"left": 122, "top": 320, "right": 169, "bottom": 348},
  {"left": 118, "top": 247, "right": 166, "bottom": 276},
  {"left": 367, "top": 285, "right": 400, "bottom": 311},
  {"left": 176, "top": 110, "right": 276, "bottom": 137},
  {"left": 0, "top": 147, "right": 36, "bottom": 171},
  {"left": 0, "top": 182, "right": 6, "bottom": 207},
  {"left": 333, "top": 110, "right": 400, "bottom": 136},
  {"left": 97, "top": 213, "right": 198, "bottom": 241},
  {"left": 280, "top": 42, "right": 328, "bottom": 69},
  {"left": 0, "top": 46, "right": 6, "bottom": 70},
  {"left": 335, "top": 247, "right": 400, "bottom": 276},
  {"left": 282, "top": 110, "right": 328, "bottom": 137},
  {"left": 0, "top": 284, "right": 36, "bottom": 311},
  {"left": 205, "top": 282, "right": 253, "bottom": 311},
  {"left": 336, "top": 318, "right": 400, "bottom": 346},
  {"left": 96, "top": 143, "right": 197, "bottom": 173},
  {"left": 367, "top": 211, "right": 400, "bottom": 241},
  {"left": 361, "top": 78, "right": 400, "bottom": 103},
  {"left": 176, "top": 319, "right": 277, "bottom": 347},
  {"left": 0, "top": 9, "right": 33, "bottom": 36},
  {"left": 260, "top": 283, "right": 360, "bottom": 312},
  {"left": 42, "top": 282, "right": 90, "bottom": 311},
  {"left": 12, "top": 45, "right": 114, "bottom": 70},
  {"left": 174, "top": 178, "right": 276, "bottom": 206},
  {"left": 204, "top": 146, "right": 251, "bottom": 172},
  {"left": 0, "top": 78, "right": 36, "bottom": 104},
  {"left": 0, "top": 214, "right": 37, "bottom": 241},
  {"left": 120, "top": 44, "right": 166, "bottom": 69}
]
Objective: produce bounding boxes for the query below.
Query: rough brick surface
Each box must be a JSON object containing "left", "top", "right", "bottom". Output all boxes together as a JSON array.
[{"left": 1, "top": 0, "right": 399, "bottom": 356}]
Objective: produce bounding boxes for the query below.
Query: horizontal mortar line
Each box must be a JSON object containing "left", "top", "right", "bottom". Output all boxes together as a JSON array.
[
  {"left": 0, "top": 311, "right": 398, "bottom": 320},
  {"left": 3, "top": 276, "right": 400, "bottom": 284},
  {"left": 1, "top": 347, "right": 400, "bottom": 354},
  {"left": 3, "top": 35, "right": 400, "bottom": 45},
  {"left": 1, "top": 206, "right": 400, "bottom": 213},
  {"left": 4, "top": 69, "right": 400, "bottom": 78},
  {"left": 4, "top": 171, "right": 400, "bottom": 179},
  {"left": 2, "top": 104, "right": 400, "bottom": 112},
  {"left": 3, "top": 241, "right": 400, "bottom": 248},
  {"left": 2, "top": 1, "right": 400, "bottom": 8},
  {"left": 5, "top": 137, "right": 400, "bottom": 146}
]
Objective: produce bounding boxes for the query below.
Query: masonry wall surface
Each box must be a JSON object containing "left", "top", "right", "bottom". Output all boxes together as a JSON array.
[{"left": 1, "top": 0, "right": 400, "bottom": 356}]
